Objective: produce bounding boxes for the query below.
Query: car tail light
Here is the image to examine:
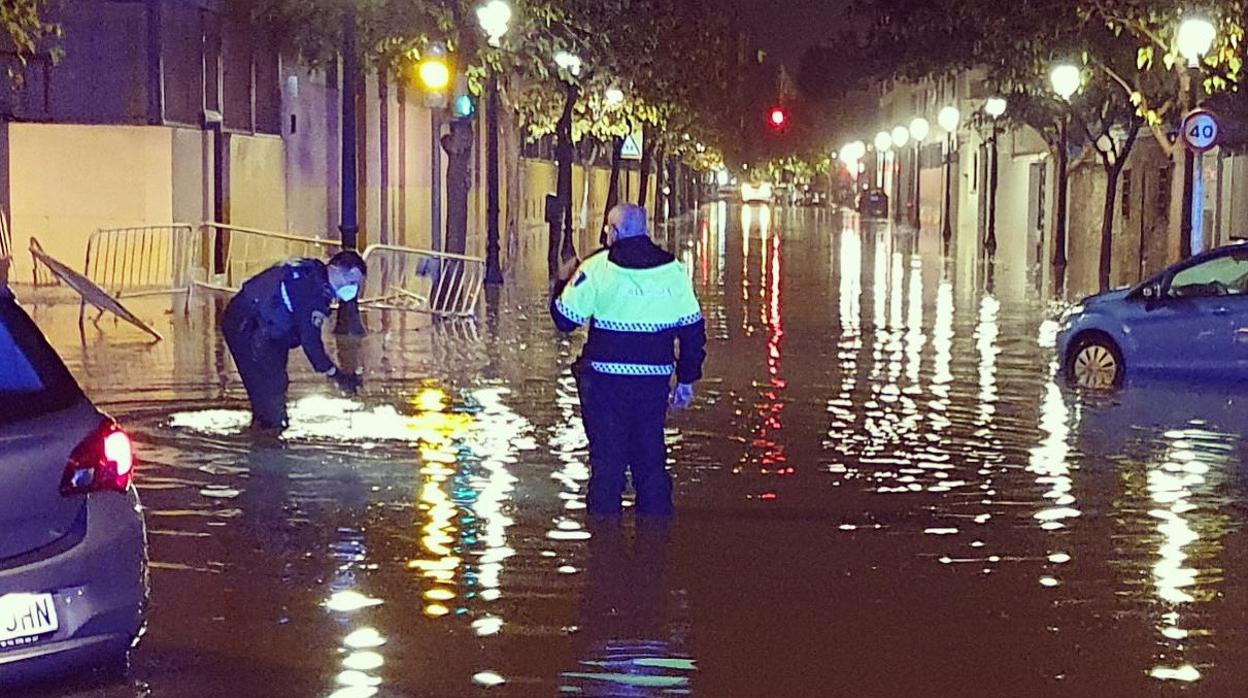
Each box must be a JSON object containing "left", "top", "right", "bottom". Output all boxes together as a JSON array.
[{"left": 60, "top": 420, "right": 134, "bottom": 495}]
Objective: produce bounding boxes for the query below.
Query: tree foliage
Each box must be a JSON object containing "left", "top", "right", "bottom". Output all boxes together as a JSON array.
[{"left": 2, "top": 0, "right": 60, "bottom": 87}]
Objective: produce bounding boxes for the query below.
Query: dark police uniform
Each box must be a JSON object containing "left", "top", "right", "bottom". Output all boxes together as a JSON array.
[
  {"left": 550, "top": 236, "right": 707, "bottom": 515},
  {"left": 222, "top": 259, "right": 337, "bottom": 430}
]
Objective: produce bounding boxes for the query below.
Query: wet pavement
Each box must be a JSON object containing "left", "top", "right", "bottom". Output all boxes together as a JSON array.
[{"left": 16, "top": 205, "right": 1248, "bottom": 697}]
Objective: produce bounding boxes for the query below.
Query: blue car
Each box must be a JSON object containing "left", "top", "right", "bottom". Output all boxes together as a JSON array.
[{"left": 1057, "top": 242, "right": 1248, "bottom": 388}]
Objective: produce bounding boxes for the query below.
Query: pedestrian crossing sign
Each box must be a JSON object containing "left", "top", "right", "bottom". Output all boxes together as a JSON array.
[{"left": 621, "top": 130, "right": 643, "bottom": 160}]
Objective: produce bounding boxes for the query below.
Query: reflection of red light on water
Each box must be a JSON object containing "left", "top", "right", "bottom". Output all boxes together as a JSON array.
[{"left": 760, "top": 492, "right": 778, "bottom": 500}]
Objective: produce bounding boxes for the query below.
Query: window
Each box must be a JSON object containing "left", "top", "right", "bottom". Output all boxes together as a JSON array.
[
  {"left": 1121, "top": 170, "right": 1133, "bottom": 220},
  {"left": 0, "top": 299, "right": 83, "bottom": 425},
  {"left": 1168, "top": 252, "right": 1248, "bottom": 298}
]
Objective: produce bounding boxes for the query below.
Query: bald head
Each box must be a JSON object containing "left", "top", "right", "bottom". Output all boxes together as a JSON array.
[{"left": 607, "top": 204, "right": 649, "bottom": 243}]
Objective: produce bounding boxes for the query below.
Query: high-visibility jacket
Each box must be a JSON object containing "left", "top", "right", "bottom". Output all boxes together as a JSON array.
[{"left": 550, "top": 236, "right": 706, "bottom": 383}]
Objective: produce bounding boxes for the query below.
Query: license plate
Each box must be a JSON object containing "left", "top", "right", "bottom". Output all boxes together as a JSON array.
[{"left": 0, "top": 593, "right": 58, "bottom": 648}]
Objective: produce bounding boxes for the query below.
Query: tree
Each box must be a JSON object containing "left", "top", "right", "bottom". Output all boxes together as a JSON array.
[{"left": 2, "top": 0, "right": 60, "bottom": 88}]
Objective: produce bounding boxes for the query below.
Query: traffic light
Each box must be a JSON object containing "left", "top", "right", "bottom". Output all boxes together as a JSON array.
[{"left": 768, "top": 106, "right": 788, "bottom": 131}]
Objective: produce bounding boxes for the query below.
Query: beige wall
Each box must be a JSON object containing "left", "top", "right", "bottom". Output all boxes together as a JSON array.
[
  {"left": 228, "top": 134, "right": 287, "bottom": 232},
  {"left": 9, "top": 123, "right": 176, "bottom": 279}
]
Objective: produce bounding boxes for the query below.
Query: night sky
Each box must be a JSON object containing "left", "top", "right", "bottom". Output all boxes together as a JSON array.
[{"left": 729, "top": 0, "right": 854, "bottom": 68}]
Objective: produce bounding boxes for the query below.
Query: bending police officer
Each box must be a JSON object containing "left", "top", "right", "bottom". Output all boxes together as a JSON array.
[
  {"left": 222, "top": 251, "right": 367, "bottom": 431},
  {"left": 550, "top": 204, "right": 707, "bottom": 516}
]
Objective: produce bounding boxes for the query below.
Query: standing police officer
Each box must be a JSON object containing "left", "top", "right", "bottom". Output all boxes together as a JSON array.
[
  {"left": 222, "top": 251, "right": 367, "bottom": 431},
  {"left": 550, "top": 204, "right": 707, "bottom": 516}
]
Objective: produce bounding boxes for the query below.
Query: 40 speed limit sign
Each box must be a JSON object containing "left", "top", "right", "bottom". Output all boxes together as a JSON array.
[{"left": 1182, "top": 109, "right": 1220, "bottom": 153}]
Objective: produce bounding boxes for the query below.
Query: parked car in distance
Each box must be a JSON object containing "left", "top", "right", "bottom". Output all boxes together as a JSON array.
[
  {"left": 0, "top": 286, "right": 147, "bottom": 687},
  {"left": 858, "top": 189, "right": 889, "bottom": 218},
  {"left": 1058, "top": 242, "right": 1248, "bottom": 389}
]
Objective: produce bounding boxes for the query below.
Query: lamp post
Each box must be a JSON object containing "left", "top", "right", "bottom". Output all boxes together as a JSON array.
[
  {"left": 553, "top": 50, "right": 582, "bottom": 262},
  {"left": 891, "top": 125, "right": 910, "bottom": 224},
  {"left": 1177, "top": 16, "right": 1216, "bottom": 257},
  {"left": 938, "top": 106, "right": 960, "bottom": 243},
  {"left": 335, "top": 1, "right": 365, "bottom": 335},
  {"left": 984, "top": 97, "right": 1007, "bottom": 256},
  {"left": 1050, "top": 63, "right": 1081, "bottom": 279},
  {"left": 477, "top": 0, "right": 511, "bottom": 285},
  {"left": 874, "top": 130, "right": 892, "bottom": 193},
  {"left": 909, "top": 117, "right": 929, "bottom": 230},
  {"left": 418, "top": 46, "right": 451, "bottom": 254}
]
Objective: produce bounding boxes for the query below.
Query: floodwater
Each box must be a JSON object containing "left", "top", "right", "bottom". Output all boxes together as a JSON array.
[{"left": 17, "top": 205, "right": 1248, "bottom": 697}]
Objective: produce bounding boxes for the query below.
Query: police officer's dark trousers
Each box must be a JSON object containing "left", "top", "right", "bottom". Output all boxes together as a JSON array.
[
  {"left": 222, "top": 299, "right": 290, "bottom": 430},
  {"left": 576, "top": 367, "right": 674, "bottom": 516}
]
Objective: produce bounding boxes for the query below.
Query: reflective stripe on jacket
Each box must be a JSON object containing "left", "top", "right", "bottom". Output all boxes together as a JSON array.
[{"left": 550, "top": 237, "right": 707, "bottom": 384}]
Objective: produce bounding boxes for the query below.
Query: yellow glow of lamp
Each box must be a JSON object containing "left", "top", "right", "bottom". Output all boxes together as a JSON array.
[{"left": 419, "top": 58, "right": 451, "bottom": 92}]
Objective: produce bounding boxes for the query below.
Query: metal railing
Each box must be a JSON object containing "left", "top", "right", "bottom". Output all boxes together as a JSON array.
[
  {"left": 360, "top": 244, "right": 485, "bottom": 319},
  {"left": 196, "top": 223, "right": 339, "bottom": 292},
  {"left": 28, "top": 237, "right": 163, "bottom": 341},
  {"left": 0, "top": 210, "right": 10, "bottom": 286},
  {"left": 84, "top": 224, "right": 199, "bottom": 298}
]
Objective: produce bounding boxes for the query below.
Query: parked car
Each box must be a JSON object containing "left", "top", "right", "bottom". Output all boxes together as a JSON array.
[
  {"left": 858, "top": 189, "right": 889, "bottom": 218},
  {"left": 1057, "top": 242, "right": 1248, "bottom": 389},
  {"left": 0, "top": 286, "right": 147, "bottom": 686}
]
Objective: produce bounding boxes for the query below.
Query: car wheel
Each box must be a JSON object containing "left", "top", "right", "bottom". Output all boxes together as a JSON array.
[{"left": 1068, "top": 335, "right": 1123, "bottom": 389}]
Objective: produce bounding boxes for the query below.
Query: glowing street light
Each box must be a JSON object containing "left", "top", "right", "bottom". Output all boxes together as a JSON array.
[
  {"left": 891, "top": 125, "right": 910, "bottom": 149},
  {"left": 874, "top": 131, "right": 893, "bottom": 152},
  {"left": 476, "top": 0, "right": 512, "bottom": 48},
  {"left": 1050, "top": 63, "right": 1081, "bottom": 102},
  {"left": 937, "top": 107, "right": 960, "bottom": 241},
  {"left": 419, "top": 55, "right": 451, "bottom": 92},
  {"left": 554, "top": 50, "right": 582, "bottom": 77},
  {"left": 604, "top": 87, "right": 625, "bottom": 107},
  {"left": 907, "top": 117, "right": 930, "bottom": 230},
  {"left": 938, "top": 106, "right": 961, "bottom": 134},
  {"left": 985, "top": 96, "right": 1007, "bottom": 119},
  {"left": 1178, "top": 16, "right": 1216, "bottom": 67}
]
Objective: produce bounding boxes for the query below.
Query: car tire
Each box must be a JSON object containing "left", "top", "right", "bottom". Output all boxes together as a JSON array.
[{"left": 1067, "top": 334, "right": 1124, "bottom": 390}]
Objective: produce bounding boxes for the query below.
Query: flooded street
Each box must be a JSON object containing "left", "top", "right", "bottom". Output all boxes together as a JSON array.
[{"left": 22, "top": 205, "right": 1248, "bottom": 697}]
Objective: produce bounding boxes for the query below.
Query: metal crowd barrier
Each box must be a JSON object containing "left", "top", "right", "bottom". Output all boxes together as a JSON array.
[
  {"left": 195, "top": 223, "right": 339, "bottom": 292},
  {"left": 360, "top": 244, "right": 485, "bottom": 319},
  {"left": 84, "top": 224, "right": 199, "bottom": 298},
  {"left": 0, "top": 210, "right": 10, "bottom": 286}
]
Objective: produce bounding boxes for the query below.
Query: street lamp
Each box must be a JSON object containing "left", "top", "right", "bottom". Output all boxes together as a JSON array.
[
  {"left": 477, "top": 0, "right": 512, "bottom": 47},
  {"left": 938, "top": 107, "right": 960, "bottom": 242},
  {"left": 478, "top": 0, "right": 511, "bottom": 285},
  {"left": 984, "top": 97, "right": 1007, "bottom": 256},
  {"left": 909, "top": 118, "right": 929, "bottom": 230},
  {"left": 554, "top": 50, "right": 583, "bottom": 77},
  {"left": 891, "top": 126, "right": 910, "bottom": 223},
  {"left": 1178, "top": 16, "right": 1216, "bottom": 67},
  {"left": 604, "top": 87, "right": 625, "bottom": 107},
  {"left": 1177, "top": 16, "right": 1216, "bottom": 257},
  {"left": 418, "top": 45, "right": 451, "bottom": 259},
  {"left": 1050, "top": 62, "right": 1081, "bottom": 281},
  {"left": 874, "top": 130, "right": 893, "bottom": 192}
]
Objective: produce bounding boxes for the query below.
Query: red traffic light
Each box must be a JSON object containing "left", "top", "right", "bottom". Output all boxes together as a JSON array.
[{"left": 769, "top": 107, "right": 787, "bottom": 128}]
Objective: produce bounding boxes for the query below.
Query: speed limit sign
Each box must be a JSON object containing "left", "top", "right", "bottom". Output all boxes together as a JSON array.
[{"left": 1182, "top": 109, "right": 1219, "bottom": 152}]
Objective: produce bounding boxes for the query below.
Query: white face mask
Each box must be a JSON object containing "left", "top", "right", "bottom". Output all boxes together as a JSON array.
[{"left": 336, "top": 284, "right": 359, "bottom": 302}]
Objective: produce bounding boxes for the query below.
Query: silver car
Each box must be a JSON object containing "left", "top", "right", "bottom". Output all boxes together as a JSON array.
[{"left": 0, "top": 287, "right": 147, "bottom": 687}]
